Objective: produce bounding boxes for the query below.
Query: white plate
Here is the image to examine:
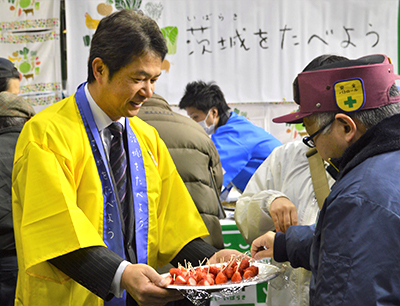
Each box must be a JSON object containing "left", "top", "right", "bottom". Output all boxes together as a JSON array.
[{"left": 163, "top": 262, "right": 280, "bottom": 292}]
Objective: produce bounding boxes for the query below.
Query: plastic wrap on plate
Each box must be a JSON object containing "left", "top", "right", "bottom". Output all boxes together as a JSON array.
[{"left": 164, "top": 261, "right": 283, "bottom": 305}]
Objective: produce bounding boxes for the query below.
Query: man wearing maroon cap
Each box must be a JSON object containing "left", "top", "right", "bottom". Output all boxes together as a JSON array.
[{"left": 251, "top": 54, "right": 400, "bottom": 305}]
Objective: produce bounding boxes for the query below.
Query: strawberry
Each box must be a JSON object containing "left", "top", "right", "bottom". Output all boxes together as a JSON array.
[
  {"left": 224, "top": 266, "right": 235, "bottom": 279},
  {"left": 169, "top": 267, "right": 186, "bottom": 278},
  {"left": 195, "top": 271, "right": 206, "bottom": 282},
  {"left": 205, "top": 273, "right": 215, "bottom": 285},
  {"left": 197, "top": 278, "right": 211, "bottom": 286},
  {"left": 207, "top": 272, "right": 215, "bottom": 280},
  {"left": 194, "top": 267, "right": 205, "bottom": 274},
  {"left": 238, "top": 258, "right": 250, "bottom": 273},
  {"left": 173, "top": 275, "right": 187, "bottom": 285},
  {"left": 208, "top": 265, "right": 220, "bottom": 276},
  {"left": 245, "top": 265, "right": 259, "bottom": 275},
  {"left": 187, "top": 276, "right": 197, "bottom": 286},
  {"left": 215, "top": 271, "right": 228, "bottom": 284},
  {"left": 164, "top": 275, "right": 174, "bottom": 285},
  {"left": 231, "top": 271, "right": 242, "bottom": 283},
  {"left": 243, "top": 269, "right": 256, "bottom": 280}
]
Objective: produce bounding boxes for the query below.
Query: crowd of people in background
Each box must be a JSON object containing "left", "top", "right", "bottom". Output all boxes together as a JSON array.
[
  {"left": 179, "top": 80, "right": 282, "bottom": 198},
  {"left": 1, "top": 8, "right": 400, "bottom": 306}
]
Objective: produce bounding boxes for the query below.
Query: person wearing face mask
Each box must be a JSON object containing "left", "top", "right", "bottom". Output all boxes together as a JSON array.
[
  {"left": 197, "top": 108, "right": 217, "bottom": 135},
  {"left": 179, "top": 80, "right": 282, "bottom": 197}
]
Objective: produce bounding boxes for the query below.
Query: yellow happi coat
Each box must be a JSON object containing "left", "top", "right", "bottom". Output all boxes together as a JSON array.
[{"left": 12, "top": 93, "right": 209, "bottom": 305}]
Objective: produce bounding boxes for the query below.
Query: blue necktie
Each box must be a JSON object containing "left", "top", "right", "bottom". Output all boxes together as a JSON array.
[{"left": 108, "top": 122, "right": 128, "bottom": 215}]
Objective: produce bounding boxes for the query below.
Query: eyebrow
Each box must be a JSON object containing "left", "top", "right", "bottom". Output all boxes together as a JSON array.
[{"left": 135, "top": 71, "right": 162, "bottom": 78}]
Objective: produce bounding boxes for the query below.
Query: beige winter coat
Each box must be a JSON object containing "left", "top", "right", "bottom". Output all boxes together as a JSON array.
[{"left": 138, "top": 94, "right": 224, "bottom": 249}]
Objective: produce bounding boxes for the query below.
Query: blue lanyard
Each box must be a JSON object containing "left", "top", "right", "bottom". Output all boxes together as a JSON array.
[
  {"left": 75, "top": 83, "right": 150, "bottom": 304},
  {"left": 75, "top": 83, "right": 127, "bottom": 305},
  {"left": 75, "top": 83, "right": 125, "bottom": 260},
  {"left": 126, "top": 119, "right": 149, "bottom": 264}
]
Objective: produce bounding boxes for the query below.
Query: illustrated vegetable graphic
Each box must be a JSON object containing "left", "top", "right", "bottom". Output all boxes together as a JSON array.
[
  {"left": 115, "top": 0, "right": 142, "bottom": 10},
  {"left": 97, "top": 0, "right": 113, "bottom": 16},
  {"left": 19, "top": 47, "right": 31, "bottom": 73},
  {"left": 161, "top": 26, "right": 178, "bottom": 55},
  {"left": 19, "top": 0, "right": 30, "bottom": 8}
]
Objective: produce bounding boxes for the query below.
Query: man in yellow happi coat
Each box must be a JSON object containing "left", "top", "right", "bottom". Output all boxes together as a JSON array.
[{"left": 12, "top": 10, "right": 240, "bottom": 306}]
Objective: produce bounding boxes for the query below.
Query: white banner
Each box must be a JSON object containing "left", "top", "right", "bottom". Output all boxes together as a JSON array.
[
  {"left": 0, "top": 0, "right": 62, "bottom": 110},
  {"left": 65, "top": 0, "right": 398, "bottom": 104}
]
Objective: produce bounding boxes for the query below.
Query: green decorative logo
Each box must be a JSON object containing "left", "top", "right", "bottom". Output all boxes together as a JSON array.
[
  {"left": 9, "top": 0, "right": 40, "bottom": 16},
  {"left": 9, "top": 48, "right": 41, "bottom": 80}
]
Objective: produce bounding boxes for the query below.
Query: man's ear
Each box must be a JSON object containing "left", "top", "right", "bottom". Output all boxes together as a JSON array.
[
  {"left": 335, "top": 113, "right": 358, "bottom": 143},
  {"left": 92, "top": 58, "right": 108, "bottom": 84},
  {"left": 210, "top": 106, "right": 219, "bottom": 118}
]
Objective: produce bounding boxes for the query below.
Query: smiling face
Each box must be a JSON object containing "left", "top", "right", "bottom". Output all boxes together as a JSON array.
[{"left": 91, "top": 52, "right": 162, "bottom": 121}]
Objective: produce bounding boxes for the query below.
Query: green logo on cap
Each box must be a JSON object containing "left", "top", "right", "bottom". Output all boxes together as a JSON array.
[{"left": 334, "top": 78, "right": 365, "bottom": 112}]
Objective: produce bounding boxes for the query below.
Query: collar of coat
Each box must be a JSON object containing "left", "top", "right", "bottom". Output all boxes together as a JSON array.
[{"left": 329, "top": 113, "right": 400, "bottom": 181}]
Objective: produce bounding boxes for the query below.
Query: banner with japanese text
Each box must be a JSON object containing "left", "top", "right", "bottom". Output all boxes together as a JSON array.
[
  {"left": 0, "top": 0, "right": 62, "bottom": 111},
  {"left": 65, "top": 0, "right": 398, "bottom": 105}
]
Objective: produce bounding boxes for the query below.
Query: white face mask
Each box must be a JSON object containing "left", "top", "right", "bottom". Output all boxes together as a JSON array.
[{"left": 198, "top": 110, "right": 216, "bottom": 135}]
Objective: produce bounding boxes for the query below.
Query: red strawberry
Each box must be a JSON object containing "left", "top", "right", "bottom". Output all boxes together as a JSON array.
[
  {"left": 187, "top": 276, "right": 197, "bottom": 286},
  {"left": 195, "top": 271, "right": 206, "bottom": 282},
  {"left": 224, "top": 266, "right": 235, "bottom": 279},
  {"left": 205, "top": 273, "right": 215, "bottom": 285},
  {"left": 231, "top": 271, "right": 242, "bottom": 283},
  {"left": 243, "top": 269, "right": 256, "bottom": 280},
  {"left": 173, "top": 275, "right": 187, "bottom": 285},
  {"left": 169, "top": 268, "right": 184, "bottom": 278},
  {"left": 238, "top": 258, "right": 250, "bottom": 273},
  {"left": 164, "top": 275, "right": 174, "bottom": 285},
  {"left": 207, "top": 272, "right": 215, "bottom": 280},
  {"left": 215, "top": 271, "right": 228, "bottom": 284},
  {"left": 197, "top": 278, "right": 211, "bottom": 286},
  {"left": 209, "top": 265, "right": 220, "bottom": 276},
  {"left": 245, "top": 266, "right": 259, "bottom": 275}
]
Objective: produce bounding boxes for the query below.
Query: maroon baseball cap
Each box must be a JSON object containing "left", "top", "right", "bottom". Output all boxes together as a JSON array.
[{"left": 273, "top": 54, "right": 400, "bottom": 124}]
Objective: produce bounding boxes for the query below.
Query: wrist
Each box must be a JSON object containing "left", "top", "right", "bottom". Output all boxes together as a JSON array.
[{"left": 266, "top": 194, "right": 289, "bottom": 215}]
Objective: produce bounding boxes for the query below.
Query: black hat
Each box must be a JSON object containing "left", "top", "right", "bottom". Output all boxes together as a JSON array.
[{"left": 0, "top": 58, "right": 20, "bottom": 79}]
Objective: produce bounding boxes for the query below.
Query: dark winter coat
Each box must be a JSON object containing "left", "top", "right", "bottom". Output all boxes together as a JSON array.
[
  {"left": 0, "top": 125, "right": 22, "bottom": 256},
  {"left": 275, "top": 113, "right": 400, "bottom": 305}
]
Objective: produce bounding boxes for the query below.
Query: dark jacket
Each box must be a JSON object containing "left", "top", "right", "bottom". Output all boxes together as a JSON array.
[
  {"left": 138, "top": 94, "right": 224, "bottom": 249},
  {"left": 0, "top": 125, "right": 22, "bottom": 256},
  {"left": 276, "top": 113, "right": 400, "bottom": 305}
]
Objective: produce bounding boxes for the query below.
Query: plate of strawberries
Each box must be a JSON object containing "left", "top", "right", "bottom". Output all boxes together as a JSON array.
[{"left": 162, "top": 256, "right": 280, "bottom": 292}]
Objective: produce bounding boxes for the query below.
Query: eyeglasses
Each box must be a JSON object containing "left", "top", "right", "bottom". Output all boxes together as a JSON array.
[{"left": 302, "top": 119, "right": 335, "bottom": 148}]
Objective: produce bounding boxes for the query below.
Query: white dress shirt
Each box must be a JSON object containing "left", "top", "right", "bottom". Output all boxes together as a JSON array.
[{"left": 84, "top": 84, "right": 130, "bottom": 298}]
